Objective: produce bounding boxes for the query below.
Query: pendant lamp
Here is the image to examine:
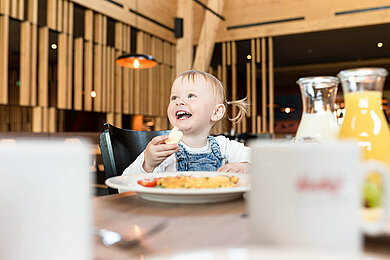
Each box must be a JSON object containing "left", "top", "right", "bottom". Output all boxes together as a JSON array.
[
  {"left": 115, "top": 0, "right": 157, "bottom": 69},
  {"left": 116, "top": 53, "right": 157, "bottom": 69}
]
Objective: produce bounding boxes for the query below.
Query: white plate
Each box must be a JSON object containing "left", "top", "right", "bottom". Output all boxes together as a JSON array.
[
  {"left": 147, "top": 246, "right": 362, "bottom": 260},
  {"left": 105, "top": 172, "right": 250, "bottom": 204}
]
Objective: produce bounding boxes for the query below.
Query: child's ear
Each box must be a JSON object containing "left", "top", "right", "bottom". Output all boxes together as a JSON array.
[{"left": 211, "top": 104, "right": 226, "bottom": 122}]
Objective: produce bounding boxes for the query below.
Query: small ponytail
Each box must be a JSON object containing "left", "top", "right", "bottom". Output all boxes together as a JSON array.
[{"left": 226, "top": 97, "right": 249, "bottom": 123}]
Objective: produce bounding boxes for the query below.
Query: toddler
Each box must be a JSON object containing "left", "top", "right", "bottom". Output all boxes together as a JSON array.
[{"left": 123, "top": 70, "right": 250, "bottom": 174}]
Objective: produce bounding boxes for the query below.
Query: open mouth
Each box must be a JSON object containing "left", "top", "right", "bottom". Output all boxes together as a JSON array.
[{"left": 176, "top": 110, "right": 192, "bottom": 120}]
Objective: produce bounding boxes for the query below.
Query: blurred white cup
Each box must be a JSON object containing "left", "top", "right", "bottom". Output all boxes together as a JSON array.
[
  {"left": 249, "top": 141, "right": 390, "bottom": 255},
  {"left": 0, "top": 140, "right": 92, "bottom": 260}
]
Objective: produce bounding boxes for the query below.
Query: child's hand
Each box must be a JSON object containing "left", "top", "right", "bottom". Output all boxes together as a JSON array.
[
  {"left": 143, "top": 135, "right": 179, "bottom": 173},
  {"left": 217, "top": 162, "right": 249, "bottom": 173}
]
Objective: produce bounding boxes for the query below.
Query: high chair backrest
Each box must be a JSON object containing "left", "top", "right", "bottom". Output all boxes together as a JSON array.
[{"left": 99, "top": 123, "right": 169, "bottom": 194}]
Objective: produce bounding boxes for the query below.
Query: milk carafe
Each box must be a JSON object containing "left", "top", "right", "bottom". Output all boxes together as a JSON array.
[
  {"left": 296, "top": 76, "right": 339, "bottom": 142},
  {"left": 338, "top": 68, "right": 390, "bottom": 168}
]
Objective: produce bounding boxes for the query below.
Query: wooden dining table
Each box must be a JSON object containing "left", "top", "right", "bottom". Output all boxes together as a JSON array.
[{"left": 93, "top": 192, "right": 390, "bottom": 260}]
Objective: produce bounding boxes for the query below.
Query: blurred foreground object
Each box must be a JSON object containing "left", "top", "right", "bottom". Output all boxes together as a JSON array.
[{"left": 0, "top": 140, "right": 92, "bottom": 260}]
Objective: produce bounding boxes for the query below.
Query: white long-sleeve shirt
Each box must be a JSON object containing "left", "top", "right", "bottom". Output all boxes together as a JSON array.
[{"left": 122, "top": 135, "right": 250, "bottom": 175}]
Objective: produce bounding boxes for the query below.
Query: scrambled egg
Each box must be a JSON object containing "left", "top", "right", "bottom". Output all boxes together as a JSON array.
[{"left": 157, "top": 175, "right": 239, "bottom": 189}]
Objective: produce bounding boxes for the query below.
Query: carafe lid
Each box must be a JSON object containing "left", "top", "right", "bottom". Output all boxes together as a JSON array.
[
  {"left": 296, "top": 76, "right": 339, "bottom": 87},
  {"left": 338, "top": 67, "right": 388, "bottom": 79}
]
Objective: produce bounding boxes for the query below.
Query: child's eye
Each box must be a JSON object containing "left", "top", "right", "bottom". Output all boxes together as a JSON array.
[
  {"left": 188, "top": 93, "right": 196, "bottom": 98},
  {"left": 171, "top": 96, "right": 178, "bottom": 101}
]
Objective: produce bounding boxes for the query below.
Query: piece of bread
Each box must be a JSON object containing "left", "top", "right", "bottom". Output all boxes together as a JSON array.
[{"left": 165, "top": 127, "right": 183, "bottom": 144}]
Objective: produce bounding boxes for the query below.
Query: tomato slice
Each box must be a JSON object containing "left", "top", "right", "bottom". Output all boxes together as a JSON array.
[{"left": 137, "top": 178, "right": 157, "bottom": 187}]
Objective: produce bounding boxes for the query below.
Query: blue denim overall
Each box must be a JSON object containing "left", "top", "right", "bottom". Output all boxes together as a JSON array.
[{"left": 176, "top": 136, "right": 225, "bottom": 171}]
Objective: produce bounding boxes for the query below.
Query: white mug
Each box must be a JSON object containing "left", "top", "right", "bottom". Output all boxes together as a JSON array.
[{"left": 249, "top": 141, "right": 390, "bottom": 255}]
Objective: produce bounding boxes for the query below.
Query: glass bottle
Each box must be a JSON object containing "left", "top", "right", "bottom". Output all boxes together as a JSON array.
[
  {"left": 338, "top": 67, "right": 390, "bottom": 168},
  {"left": 296, "top": 76, "right": 340, "bottom": 142}
]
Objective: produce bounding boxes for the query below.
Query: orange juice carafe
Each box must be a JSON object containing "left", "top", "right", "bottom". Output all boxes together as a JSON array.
[{"left": 338, "top": 68, "right": 390, "bottom": 170}]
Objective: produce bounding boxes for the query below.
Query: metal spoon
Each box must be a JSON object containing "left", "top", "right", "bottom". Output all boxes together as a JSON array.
[{"left": 98, "top": 221, "right": 167, "bottom": 248}]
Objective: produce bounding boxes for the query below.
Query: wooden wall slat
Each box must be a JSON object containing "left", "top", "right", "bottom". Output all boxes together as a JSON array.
[
  {"left": 227, "top": 41, "right": 231, "bottom": 66},
  {"left": 84, "top": 9, "right": 93, "bottom": 41},
  {"left": 256, "top": 38, "right": 261, "bottom": 63},
  {"left": 84, "top": 40, "right": 93, "bottom": 111},
  {"left": 57, "top": 33, "right": 67, "bottom": 109},
  {"left": 231, "top": 40, "right": 237, "bottom": 132},
  {"left": 268, "top": 37, "right": 274, "bottom": 134},
  {"left": 47, "top": 0, "right": 57, "bottom": 30},
  {"left": 246, "top": 61, "right": 251, "bottom": 117},
  {"left": 38, "top": 26, "right": 48, "bottom": 107},
  {"left": 261, "top": 37, "right": 267, "bottom": 132},
  {"left": 93, "top": 43, "right": 102, "bottom": 111},
  {"left": 20, "top": 21, "right": 31, "bottom": 106},
  {"left": 28, "top": 0, "right": 38, "bottom": 23},
  {"left": 251, "top": 38, "right": 256, "bottom": 133},
  {"left": 63, "top": 0, "right": 69, "bottom": 33},
  {"left": 94, "top": 13, "right": 103, "bottom": 44},
  {"left": 0, "top": 16, "right": 9, "bottom": 104},
  {"left": 110, "top": 48, "right": 115, "bottom": 113},
  {"left": 30, "top": 24, "right": 37, "bottom": 106},
  {"left": 0, "top": 0, "right": 10, "bottom": 15},
  {"left": 66, "top": 34, "right": 73, "bottom": 109},
  {"left": 101, "top": 43, "right": 107, "bottom": 112},
  {"left": 115, "top": 50, "right": 122, "bottom": 113},
  {"left": 73, "top": 37, "right": 83, "bottom": 110},
  {"left": 222, "top": 42, "right": 227, "bottom": 89},
  {"left": 17, "top": 0, "right": 24, "bottom": 20},
  {"left": 115, "top": 22, "right": 123, "bottom": 50},
  {"left": 68, "top": 1, "right": 74, "bottom": 35},
  {"left": 57, "top": 0, "right": 63, "bottom": 32},
  {"left": 10, "top": 0, "right": 17, "bottom": 18}
]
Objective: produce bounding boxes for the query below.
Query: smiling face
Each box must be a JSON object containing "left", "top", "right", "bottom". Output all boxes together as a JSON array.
[{"left": 167, "top": 73, "right": 224, "bottom": 136}]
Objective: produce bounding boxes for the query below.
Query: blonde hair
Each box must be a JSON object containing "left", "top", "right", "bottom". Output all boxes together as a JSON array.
[{"left": 177, "top": 70, "right": 248, "bottom": 123}]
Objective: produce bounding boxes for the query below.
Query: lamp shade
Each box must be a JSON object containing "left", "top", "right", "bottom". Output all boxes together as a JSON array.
[{"left": 115, "top": 54, "right": 157, "bottom": 69}]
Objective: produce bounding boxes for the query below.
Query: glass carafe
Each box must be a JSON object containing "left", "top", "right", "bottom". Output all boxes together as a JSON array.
[
  {"left": 296, "top": 76, "right": 340, "bottom": 142},
  {"left": 338, "top": 67, "right": 390, "bottom": 168}
]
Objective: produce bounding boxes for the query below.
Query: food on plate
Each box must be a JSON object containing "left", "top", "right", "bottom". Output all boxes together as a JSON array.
[
  {"left": 165, "top": 127, "right": 183, "bottom": 144},
  {"left": 137, "top": 175, "right": 239, "bottom": 188}
]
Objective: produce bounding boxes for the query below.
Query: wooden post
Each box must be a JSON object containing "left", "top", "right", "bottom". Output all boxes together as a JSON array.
[
  {"left": 0, "top": 16, "right": 9, "bottom": 104},
  {"left": 192, "top": 0, "right": 225, "bottom": 71},
  {"left": 175, "top": 0, "right": 193, "bottom": 75}
]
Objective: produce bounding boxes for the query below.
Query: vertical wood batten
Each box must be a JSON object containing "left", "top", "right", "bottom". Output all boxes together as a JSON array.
[
  {"left": 30, "top": 23, "right": 37, "bottom": 106},
  {"left": 84, "top": 9, "right": 93, "bottom": 41},
  {"left": 246, "top": 62, "right": 251, "bottom": 117},
  {"left": 47, "top": 0, "right": 57, "bottom": 30},
  {"left": 93, "top": 44, "right": 102, "bottom": 111},
  {"left": 20, "top": 21, "right": 31, "bottom": 106},
  {"left": 84, "top": 40, "right": 93, "bottom": 111},
  {"left": 57, "top": 33, "right": 67, "bottom": 109},
  {"left": 74, "top": 37, "right": 83, "bottom": 110},
  {"left": 268, "top": 37, "right": 274, "bottom": 134},
  {"left": 18, "top": 0, "right": 24, "bottom": 20},
  {"left": 251, "top": 38, "right": 256, "bottom": 133},
  {"left": 115, "top": 50, "right": 123, "bottom": 114},
  {"left": 261, "top": 37, "right": 267, "bottom": 132},
  {"left": 0, "top": 0, "right": 10, "bottom": 15},
  {"left": 57, "top": 0, "right": 63, "bottom": 31},
  {"left": 0, "top": 16, "right": 9, "bottom": 104},
  {"left": 231, "top": 41, "right": 237, "bottom": 132},
  {"left": 66, "top": 34, "right": 73, "bottom": 109},
  {"left": 28, "top": 0, "right": 38, "bottom": 24},
  {"left": 38, "top": 26, "right": 48, "bottom": 107},
  {"left": 222, "top": 42, "right": 227, "bottom": 90},
  {"left": 10, "top": 0, "right": 17, "bottom": 18},
  {"left": 68, "top": 1, "right": 74, "bottom": 35},
  {"left": 62, "top": 0, "right": 68, "bottom": 33}
]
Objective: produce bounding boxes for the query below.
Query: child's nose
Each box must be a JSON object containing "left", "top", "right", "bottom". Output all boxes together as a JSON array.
[{"left": 175, "top": 97, "right": 186, "bottom": 105}]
